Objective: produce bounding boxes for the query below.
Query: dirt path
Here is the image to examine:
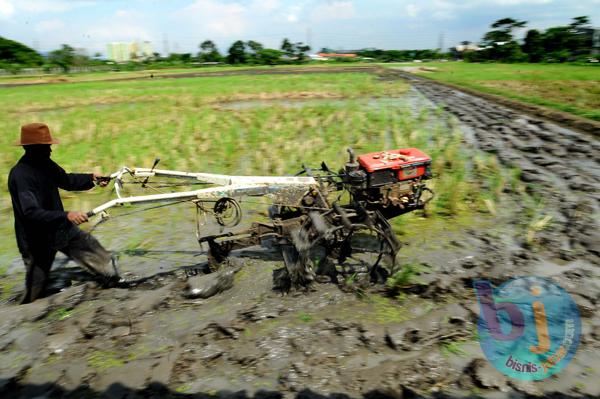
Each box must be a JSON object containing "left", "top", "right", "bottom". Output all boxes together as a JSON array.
[
  {"left": 385, "top": 69, "right": 600, "bottom": 137},
  {"left": 0, "top": 70, "right": 599, "bottom": 399},
  {"left": 392, "top": 69, "right": 600, "bottom": 262}
]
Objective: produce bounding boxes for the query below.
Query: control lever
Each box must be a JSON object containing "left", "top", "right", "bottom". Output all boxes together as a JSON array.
[{"left": 142, "top": 157, "right": 160, "bottom": 188}]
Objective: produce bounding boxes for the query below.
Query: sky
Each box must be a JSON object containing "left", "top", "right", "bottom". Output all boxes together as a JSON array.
[{"left": 0, "top": 0, "right": 598, "bottom": 56}]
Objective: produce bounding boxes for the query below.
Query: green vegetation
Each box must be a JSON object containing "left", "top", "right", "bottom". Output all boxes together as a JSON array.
[
  {"left": 440, "top": 340, "right": 468, "bottom": 357},
  {"left": 410, "top": 62, "right": 600, "bottom": 121},
  {"left": 0, "top": 71, "right": 511, "bottom": 262},
  {"left": 1, "top": 15, "right": 595, "bottom": 77},
  {"left": 298, "top": 312, "right": 313, "bottom": 323},
  {"left": 47, "top": 307, "right": 73, "bottom": 321},
  {"left": 369, "top": 294, "right": 410, "bottom": 324},
  {"left": 386, "top": 263, "right": 429, "bottom": 290},
  {"left": 87, "top": 350, "right": 126, "bottom": 371},
  {"left": 460, "top": 16, "right": 596, "bottom": 63},
  {"left": 0, "top": 36, "right": 44, "bottom": 68}
]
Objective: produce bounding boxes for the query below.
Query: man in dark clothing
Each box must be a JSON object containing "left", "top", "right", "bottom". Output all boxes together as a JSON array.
[{"left": 8, "top": 123, "right": 120, "bottom": 304}]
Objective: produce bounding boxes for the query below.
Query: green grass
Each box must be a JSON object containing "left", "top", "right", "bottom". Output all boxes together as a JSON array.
[
  {"left": 46, "top": 307, "right": 73, "bottom": 321},
  {"left": 440, "top": 340, "right": 468, "bottom": 357},
  {"left": 386, "top": 263, "right": 430, "bottom": 290},
  {"left": 298, "top": 312, "right": 313, "bottom": 323},
  {"left": 0, "top": 63, "right": 374, "bottom": 84},
  {"left": 390, "top": 62, "right": 600, "bottom": 121}
]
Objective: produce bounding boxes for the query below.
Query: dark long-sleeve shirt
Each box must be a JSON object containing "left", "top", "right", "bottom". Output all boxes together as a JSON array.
[{"left": 8, "top": 154, "right": 94, "bottom": 254}]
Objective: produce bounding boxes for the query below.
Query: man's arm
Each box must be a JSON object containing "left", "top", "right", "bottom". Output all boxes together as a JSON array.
[
  {"left": 15, "top": 181, "right": 89, "bottom": 225},
  {"left": 53, "top": 162, "right": 95, "bottom": 191}
]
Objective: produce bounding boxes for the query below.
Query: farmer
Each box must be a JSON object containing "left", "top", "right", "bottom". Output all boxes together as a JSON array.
[{"left": 8, "top": 123, "right": 121, "bottom": 304}]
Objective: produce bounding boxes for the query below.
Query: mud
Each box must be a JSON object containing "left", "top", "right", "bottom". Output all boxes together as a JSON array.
[
  {"left": 1, "top": 69, "right": 599, "bottom": 399},
  {"left": 388, "top": 69, "right": 600, "bottom": 137}
]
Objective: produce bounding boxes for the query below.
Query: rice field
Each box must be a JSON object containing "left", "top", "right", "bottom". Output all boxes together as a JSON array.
[
  {"left": 393, "top": 62, "right": 600, "bottom": 121},
  {"left": 0, "top": 71, "right": 513, "bottom": 268}
]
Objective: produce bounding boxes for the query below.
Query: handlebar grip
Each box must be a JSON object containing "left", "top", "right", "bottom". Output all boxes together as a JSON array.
[
  {"left": 347, "top": 148, "right": 356, "bottom": 164},
  {"left": 86, "top": 211, "right": 95, "bottom": 218}
]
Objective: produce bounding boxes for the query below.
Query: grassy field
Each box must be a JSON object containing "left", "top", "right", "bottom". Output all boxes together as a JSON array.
[
  {"left": 0, "top": 63, "right": 373, "bottom": 85},
  {"left": 388, "top": 62, "right": 600, "bottom": 121},
  {"left": 0, "top": 71, "right": 514, "bottom": 280}
]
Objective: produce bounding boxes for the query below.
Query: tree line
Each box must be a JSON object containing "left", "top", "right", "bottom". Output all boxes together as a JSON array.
[
  {"left": 0, "top": 36, "right": 312, "bottom": 72},
  {"left": 454, "top": 16, "right": 596, "bottom": 63},
  {"left": 0, "top": 15, "right": 596, "bottom": 72}
]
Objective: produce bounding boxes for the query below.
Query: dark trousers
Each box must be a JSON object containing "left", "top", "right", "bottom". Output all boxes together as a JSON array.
[{"left": 20, "top": 228, "right": 118, "bottom": 304}]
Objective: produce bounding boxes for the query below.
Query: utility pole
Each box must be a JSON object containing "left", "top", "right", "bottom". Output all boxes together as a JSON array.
[
  {"left": 438, "top": 32, "right": 445, "bottom": 53},
  {"left": 163, "top": 33, "right": 170, "bottom": 57},
  {"left": 593, "top": 28, "right": 600, "bottom": 56},
  {"left": 306, "top": 27, "right": 313, "bottom": 49}
]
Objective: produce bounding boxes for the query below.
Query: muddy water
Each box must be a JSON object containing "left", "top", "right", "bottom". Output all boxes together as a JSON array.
[{"left": 0, "top": 85, "right": 599, "bottom": 398}]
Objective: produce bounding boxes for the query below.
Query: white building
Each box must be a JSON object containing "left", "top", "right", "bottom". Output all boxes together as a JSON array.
[{"left": 107, "top": 41, "right": 154, "bottom": 63}]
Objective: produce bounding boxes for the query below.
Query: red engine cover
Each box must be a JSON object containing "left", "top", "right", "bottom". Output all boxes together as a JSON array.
[{"left": 358, "top": 148, "right": 431, "bottom": 181}]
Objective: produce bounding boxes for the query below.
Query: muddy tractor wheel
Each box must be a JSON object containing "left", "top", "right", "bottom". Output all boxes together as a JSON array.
[
  {"left": 294, "top": 213, "right": 398, "bottom": 284},
  {"left": 326, "top": 223, "right": 396, "bottom": 283}
]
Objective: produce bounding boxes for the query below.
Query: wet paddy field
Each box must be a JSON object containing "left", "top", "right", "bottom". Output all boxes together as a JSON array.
[{"left": 0, "top": 68, "right": 598, "bottom": 398}]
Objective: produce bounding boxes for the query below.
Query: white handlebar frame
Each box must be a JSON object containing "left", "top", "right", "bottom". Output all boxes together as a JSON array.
[{"left": 88, "top": 167, "right": 317, "bottom": 217}]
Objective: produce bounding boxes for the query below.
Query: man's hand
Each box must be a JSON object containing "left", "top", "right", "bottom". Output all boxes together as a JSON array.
[
  {"left": 93, "top": 173, "right": 110, "bottom": 187},
  {"left": 67, "top": 211, "right": 88, "bottom": 225}
]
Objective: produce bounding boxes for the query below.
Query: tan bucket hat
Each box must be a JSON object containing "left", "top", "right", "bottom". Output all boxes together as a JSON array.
[{"left": 14, "top": 123, "right": 60, "bottom": 146}]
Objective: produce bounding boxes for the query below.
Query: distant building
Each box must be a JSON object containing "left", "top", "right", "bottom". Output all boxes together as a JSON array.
[
  {"left": 454, "top": 43, "right": 480, "bottom": 52},
  {"left": 107, "top": 42, "right": 132, "bottom": 63},
  {"left": 106, "top": 41, "right": 154, "bottom": 63},
  {"left": 316, "top": 52, "right": 358, "bottom": 59},
  {"left": 141, "top": 41, "right": 154, "bottom": 59}
]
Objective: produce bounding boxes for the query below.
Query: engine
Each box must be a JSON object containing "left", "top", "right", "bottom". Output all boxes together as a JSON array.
[{"left": 343, "top": 148, "right": 433, "bottom": 219}]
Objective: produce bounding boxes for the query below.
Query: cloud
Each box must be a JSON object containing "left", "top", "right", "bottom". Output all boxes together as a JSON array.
[
  {"left": 0, "top": 0, "right": 15, "bottom": 18},
  {"left": 251, "top": 0, "right": 280, "bottom": 12},
  {"left": 86, "top": 24, "right": 152, "bottom": 42},
  {"left": 405, "top": 4, "right": 419, "bottom": 18},
  {"left": 172, "top": 0, "right": 248, "bottom": 37},
  {"left": 16, "top": 0, "right": 96, "bottom": 13},
  {"left": 489, "top": 0, "right": 553, "bottom": 4},
  {"left": 310, "top": 1, "right": 356, "bottom": 22},
  {"left": 35, "top": 18, "right": 64, "bottom": 33},
  {"left": 282, "top": 4, "right": 303, "bottom": 23}
]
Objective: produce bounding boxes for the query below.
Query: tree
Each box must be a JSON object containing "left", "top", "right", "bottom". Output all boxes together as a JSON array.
[
  {"left": 198, "top": 40, "right": 222, "bottom": 63},
  {"left": 567, "top": 16, "right": 593, "bottom": 57},
  {"left": 295, "top": 42, "right": 311, "bottom": 61},
  {"left": 247, "top": 40, "right": 263, "bottom": 54},
  {"left": 48, "top": 44, "right": 76, "bottom": 72},
  {"left": 570, "top": 16, "right": 590, "bottom": 29},
  {"left": 0, "top": 36, "right": 44, "bottom": 66},
  {"left": 257, "top": 48, "right": 282, "bottom": 65},
  {"left": 280, "top": 38, "right": 294, "bottom": 57},
  {"left": 480, "top": 18, "right": 527, "bottom": 62},
  {"left": 483, "top": 18, "right": 526, "bottom": 46},
  {"left": 542, "top": 26, "right": 573, "bottom": 61},
  {"left": 227, "top": 40, "right": 247, "bottom": 64},
  {"left": 523, "top": 29, "right": 544, "bottom": 62},
  {"left": 246, "top": 40, "right": 264, "bottom": 64},
  {"left": 279, "top": 38, "right": 310, "bottom": 63}
]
